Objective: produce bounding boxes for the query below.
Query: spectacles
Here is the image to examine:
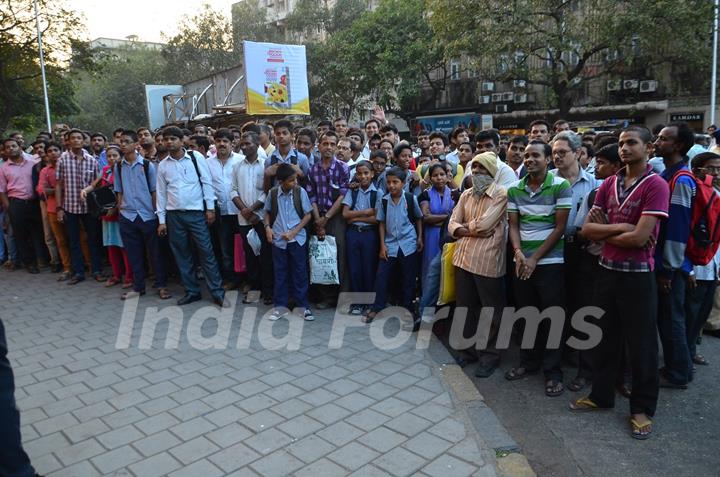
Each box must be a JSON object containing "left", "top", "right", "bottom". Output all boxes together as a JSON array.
[
  {"left": 701, "top": 166, "right": 720, "bottom": 173},
  {"left": 553, "top": 150, "right": 572, "bottom": 158}
]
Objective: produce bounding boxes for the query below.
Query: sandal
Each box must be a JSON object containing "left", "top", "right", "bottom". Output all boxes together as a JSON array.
[
  {"left": 692, "top": 354, "right": 709, "bottom": 366},
  {"left": 121, "top": 290, "right": 146, "bottom": 300},
  {"left": 569, "top": 396, "right": 610, "bottom": 412},
  {"left": 121, "top": 281, "right": 134, "bottom": 289},
  {"left": 158, "top": 288, "right": 172, "bottom": 300},
  {"left": 361, "top": 311, "right": 377, "bottom": 324},
  {"left": 105, "top": 277, "right": 120, "bottom": 287},
  {"left": 504, "top": 366, "right": 539, "bottom": 381},
  {"left": 567, "top": 376, "right": 588, "bottom": 392},
  {"left": 629, "top": 417, "right": 652, "bottom": 440},
  {"left": 545, "top": 380, "right": 564, "bottom": 397},
  {"left": 57, "top": 271, "right": 71, "bottom": 282}
]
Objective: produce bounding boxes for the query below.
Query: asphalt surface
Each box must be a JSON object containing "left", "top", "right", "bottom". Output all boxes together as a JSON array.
[{"left": 459, "top": 333, "right": 720, "bottom": 477}]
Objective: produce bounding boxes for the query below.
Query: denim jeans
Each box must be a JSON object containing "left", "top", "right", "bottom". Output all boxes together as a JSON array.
[
  {"left": 64, "top": 212, "right": 103, "bottom": 277},
  {"left": 418, "top": 252, "right": 442, "bottom": 313},
  {"left": 657, "top": 271, "right": 691, "bottom": 384},
  {"left": 685, "top": 279, "right": 718, "bottom": 359}
]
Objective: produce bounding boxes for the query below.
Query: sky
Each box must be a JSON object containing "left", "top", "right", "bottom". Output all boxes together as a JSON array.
[{"left": 67, "top": 0, "right": 239, "bottom": 43}]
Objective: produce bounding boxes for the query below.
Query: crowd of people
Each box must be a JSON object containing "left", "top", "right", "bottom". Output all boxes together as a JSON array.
[{"left": 1, "top": 113, "right": 719, "bottom": 443}]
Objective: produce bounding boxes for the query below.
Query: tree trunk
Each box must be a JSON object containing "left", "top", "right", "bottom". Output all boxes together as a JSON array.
[{"left": 556, "top": 87, "right": 572, "bottom": 118}]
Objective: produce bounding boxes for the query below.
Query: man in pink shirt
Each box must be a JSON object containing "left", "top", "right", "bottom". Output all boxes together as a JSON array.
[{"left": 0, "top": 137, "right": 44, "bottom": 273}]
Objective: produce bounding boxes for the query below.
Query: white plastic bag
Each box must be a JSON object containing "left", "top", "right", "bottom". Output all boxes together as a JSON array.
[
  {"left": 246, "top": 228, "right": 262, "bottom": 257},
  {"left": 309, "top": 235, "right": 340, "bottom": 285}
]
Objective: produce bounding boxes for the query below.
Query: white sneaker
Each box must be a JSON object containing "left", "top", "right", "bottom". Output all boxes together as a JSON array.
[
  {"left": 268, "top": 309, "right": 288, "bottom": 321},
  {"left": 303, "top": 309, "right": 315, "bottom": 321}
]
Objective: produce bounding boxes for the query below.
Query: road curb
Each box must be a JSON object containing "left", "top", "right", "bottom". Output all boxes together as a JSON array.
[{"left": 426, "top": 334, "right": 536, "bottom": 477}]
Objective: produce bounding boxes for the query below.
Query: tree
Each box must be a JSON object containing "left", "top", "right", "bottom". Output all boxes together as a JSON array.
[
  {"left": 163, "top": 4, "right": 241, "bottom": 84},
  {"left": 0, "top": 0, "right": 85, "bottom": 133},
  {"left": 231, "top": 0, "right": 283, "bottom": 47},
  {"left": 63, "top": 47, "right": 171, "bottom": 134},
  {"left": 428, "top": 0, "right": 714, "bottom": 116}
]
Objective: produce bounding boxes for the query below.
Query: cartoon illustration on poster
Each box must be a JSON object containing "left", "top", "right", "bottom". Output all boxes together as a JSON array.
[{"left": 244, "top": 41, "right": 310, "bottom": 115}]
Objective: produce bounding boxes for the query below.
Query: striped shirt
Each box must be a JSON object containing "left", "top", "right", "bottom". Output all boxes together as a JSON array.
[
  {"left": 57, "top": 150, "right": 100, "bottom": 214},
  {"left": 448, "top": 184, "right": 508, "bottom": 278},
  {"left": 507, "top": 171, "right": 572, "bottom": 265}
]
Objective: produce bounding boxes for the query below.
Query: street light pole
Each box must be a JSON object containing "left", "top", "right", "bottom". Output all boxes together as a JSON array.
[
  {"left": 34, "top": 0, "right": 52, "bottom": 132},
  {"left": 712, "top": 0, "right": 719, "bottom": 126}
]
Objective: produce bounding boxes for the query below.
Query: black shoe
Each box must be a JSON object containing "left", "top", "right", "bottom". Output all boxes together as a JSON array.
[
  {"left": 475, "top": 363, "right": 498, "bottom": 378},
  {"left": 263, "top": 295, "right": 273, "bottom": 306},
  {"left": 27, "top": 266, "right": 40, "bottom": 274},
  {"left": 212, "top": 293, "right": 230, "bottom": 308},
  {"left": 177, "top": 294, "right": 202, "bottom": 306},
  {"left": 67, "top": 275, "right": 85, "bottom": 285}
]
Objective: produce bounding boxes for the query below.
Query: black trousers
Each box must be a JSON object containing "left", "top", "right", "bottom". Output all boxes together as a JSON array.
[
  {"left": 514, "top": 264, "right": 566, "bottom": 381},
  {"left": 0, "top": 319, "right": 37, "bottom": 477},
  {"left": 589, "top": 268, "right": 659, "bottom": 416},
  {"left": 7, "top": 198, "right": 44, "bottom": 267},
  {"left": 454, "top": 268, "right": 505, "bottom": 367},
  {"left": 238, "top": 222, "right": 274, "bottom": 297}
]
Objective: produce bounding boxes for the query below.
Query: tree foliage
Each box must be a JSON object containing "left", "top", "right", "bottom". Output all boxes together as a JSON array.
[
  {"left": 231, "top": 0, "right": 283, "bottom": 46},
  {"left": 428, "top": 0, "right": 714, "bottom": 115},
  {"left": 163, "top": 3, "right": 241, "bottom": 84},
  {"left": 0, "top": 0, "right": 84, "bottom": 133}
]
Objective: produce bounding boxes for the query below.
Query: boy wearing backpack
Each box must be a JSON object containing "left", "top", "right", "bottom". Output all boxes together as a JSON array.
[
  {"left": 652, "top": 122, "right": 697, "bottom": 389},
  {"left": 363, "top": 167, "right": 423, "bottom": 323},
  {"left": 264, "top": 163, "right": 314, "bottom": 321},
  {"left": 342, "top": 161, "right": 379, "bottom": 315}
]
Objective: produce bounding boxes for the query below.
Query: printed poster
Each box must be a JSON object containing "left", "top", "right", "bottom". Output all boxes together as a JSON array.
[{"left": 243, "top": 40, "right": 310, "bottom": 115}]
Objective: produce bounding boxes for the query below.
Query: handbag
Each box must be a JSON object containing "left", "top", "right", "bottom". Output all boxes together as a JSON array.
[{"left": 87, "top": 185, "right": 117, "bottom": 218}]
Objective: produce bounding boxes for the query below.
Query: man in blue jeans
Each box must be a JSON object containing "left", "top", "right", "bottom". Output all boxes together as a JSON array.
[
  {"left": 0, "top": 320, "right": 42, "bottom": 477},
  {"left": 55, "top": 129, "right": 103, "bottom": 284},
  {"left": 156, "top": 126, "right": 226, "bottom": 307}
]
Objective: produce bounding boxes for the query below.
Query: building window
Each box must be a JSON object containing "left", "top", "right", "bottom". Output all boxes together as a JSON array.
[{"left": 450, "top": 59, "right": 461, "bottom": 81}]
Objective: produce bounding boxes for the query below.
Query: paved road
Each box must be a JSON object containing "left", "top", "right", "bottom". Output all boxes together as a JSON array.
[
  {"left": 462, "top": 334, "right": 720, "bottom": 477},
  {"left": 2, "top": 270, "right": 500, "bottom": 477}
]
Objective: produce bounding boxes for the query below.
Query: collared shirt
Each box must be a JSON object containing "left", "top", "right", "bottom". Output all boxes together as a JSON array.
[
  {"left": 507, "top": 171, "right": 572, "bottom": 265},
  {"left": 593, "top": 164, "right": 669, "bottom": 272},
  {"left": 655, "top": 160, "right": 695, "bottom": 275},
  {"left": 263, "top": 186, "right": 313, "bottom": 249},
  {"left": 556, "top": 167, "right": 602, "bottom": 236},
  {"left": 495, "top": 159, "right": 520, "bottom": 188},
  {"left": 306, "top": 158, "right": 349, "bottom": 215},
  {"left": 38, "top": 165, "right": 58, "bottom": 212},
  {"left": 449, "top": 184, "right": 508, "bottom": 278},
  {"left": 266, "top": 148, "right": 310, "bottom": 184},
  {"left": 264, "top": 143, "right": 276, "bottom": 157},
  {"left": 113, "top": 155, "right": 157, "bottom": 222},
  {"left": 95, "top": 150, "right": 108, "bottom": 169},
  {"left": 341, "top": 183, "right": 378, "bottom": 227},
  {"left": 156, "top": 149, "right": 216, "bottom": 225},
  {"left": 445, "top": 150, "right": 460, "bottom": 168},
  {"left": 208, "top": 152, "right": 242, "bottom": 215},
  {"left": 231, "top": 155, "right": 266, "bottom": 226},
  {"left": 376, "top": 192, "right": 422, "bottom": 257},
  {"left": 57, "top": 150, "right": 100, "bottom": 214},
  {"left": 361, "top": 142, "right": 371, "bottom": 159},
  {"left": 0, "top": 157, "right": 39, "bottom": 200}
]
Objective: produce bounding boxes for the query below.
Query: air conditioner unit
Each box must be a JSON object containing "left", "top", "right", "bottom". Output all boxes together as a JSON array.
[
  {"left": 623, "top": 79, "right": 639, "bottom": 90},
  {"left": 502, "top": 92, "right": 515, "bottom": 101},
  {"left": 480, "top": 95, "right": 491, "bottom": 104},
  {"left": 639, "top": 80, "right": 658, "bottom": 93},
  {"left": 513, "top": 80, "right": 527, "bottom": 88},
  {"left": 491, "top": 93, "right": 503, "bottom": 102},
  {"left": 482, "top": 82, "right": 495, "bottom": 92},
  {"left": 495, "top": 104, "right": 508, "bottom": 113},
  {"left": 607, "top": 80, "right": 621, "bottom": 91},
  {"left": 515, "top": 93, "right": 528, "bottom": 104}
]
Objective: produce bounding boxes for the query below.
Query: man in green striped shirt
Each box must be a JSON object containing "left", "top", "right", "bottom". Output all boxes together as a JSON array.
[{"left": 504, "top": 140, "right": 572, "bottom": 397}]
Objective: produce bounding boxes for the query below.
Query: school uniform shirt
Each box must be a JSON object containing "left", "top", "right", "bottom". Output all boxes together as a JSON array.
[
  {"left": 375, "top": 192, "right": 422, "bottom": 257},
  {"left": 113, "top": 156, "right": 157, "bottom": 222},
  {"left": 231, "top": 155, "right": 266, "bottom": 226},
  {"left": 448, "top": 184, "right": 508, "bottom": 278},
  {"left": 341, "top": 183, "right": 377, "bottom": 227},
  {"left": 263, "top": 186, "right": 313, "bottom": 249},
  {"left": 266, "top": 148, "right": 311, "bottom": 181},
  {"left": 207, "top": 152, "right": 243, "bottom": 216},
  {"left": 156, "top": 149, "right": 216, "bottom": 225},
  {"left": 593, "top": 164, "right": 669, "bottom": 272},
  {"left": 507, "top": 171, "right": 572, "bottom": 265}
]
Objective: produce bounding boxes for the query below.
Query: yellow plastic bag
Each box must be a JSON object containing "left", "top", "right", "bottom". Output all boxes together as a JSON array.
[{"left": 437, "top": 242, "right": 457, "bottom": 306}]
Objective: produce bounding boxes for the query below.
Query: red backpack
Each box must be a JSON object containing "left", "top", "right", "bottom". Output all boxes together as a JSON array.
[{"left": 670, "top": 170, "right": 720, "bottom": 266}]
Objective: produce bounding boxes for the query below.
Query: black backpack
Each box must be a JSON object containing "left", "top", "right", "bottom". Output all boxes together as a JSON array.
[
  {"left": 350, "top": 188, "right": 378, "bottom": 211},
  {"left": 381, "top": 192, "right": 418, "bottom": 224}
]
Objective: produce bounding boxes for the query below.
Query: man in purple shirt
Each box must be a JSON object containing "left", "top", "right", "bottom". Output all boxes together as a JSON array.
[
  {"left": 0, "top": 137, "right": 44, "bottom": 274},
  {"left": 307, "top": 130, "right": 350, "bottom": 307},
  {"left": 570, "top": 126, "right": 670, "bottom": 441}
]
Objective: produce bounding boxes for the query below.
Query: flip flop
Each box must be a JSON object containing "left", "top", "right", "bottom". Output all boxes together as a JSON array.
[
  {"left": 630, "top": 417, "right": 652, "bottom": 440},
  {"left": 569, "top": 396, "right": 610, "bottom": 412},
  {"left": 545, "top": 380, "right": 564, "bottom": 397},
  {"left": 504, "top": 366, "right": 539, "bottom": 381}
]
